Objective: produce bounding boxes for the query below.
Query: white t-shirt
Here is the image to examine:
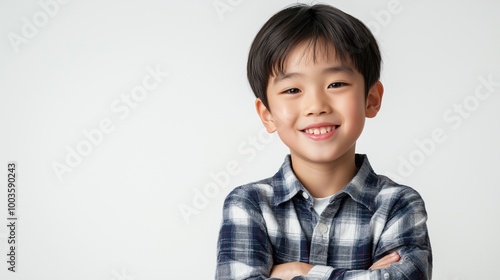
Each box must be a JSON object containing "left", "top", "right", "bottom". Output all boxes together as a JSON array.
[{"left": 313, "top": 194, "right": 334, "bottom": 215}]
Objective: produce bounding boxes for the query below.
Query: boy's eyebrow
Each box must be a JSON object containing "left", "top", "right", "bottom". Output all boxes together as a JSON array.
[
  {"left": 272, "top": 65, "right": 355, "bottom": 85},
  {"left": 323, "top": 65, "right": 354, "bottom": 75}
]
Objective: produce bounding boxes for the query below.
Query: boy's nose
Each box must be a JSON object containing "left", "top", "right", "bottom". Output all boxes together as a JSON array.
[{"left": 303, "top": 90, "right": 332, "bottom": 116}]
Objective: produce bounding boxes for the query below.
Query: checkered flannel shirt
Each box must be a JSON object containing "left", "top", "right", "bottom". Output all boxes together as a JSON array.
[{"left": 216, "top": 154, "right": 432, "bottom": 279}]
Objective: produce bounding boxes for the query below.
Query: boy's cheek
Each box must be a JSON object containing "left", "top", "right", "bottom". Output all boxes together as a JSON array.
[{"left": 272, "top": 107, "right": 299, "bottom": 124}]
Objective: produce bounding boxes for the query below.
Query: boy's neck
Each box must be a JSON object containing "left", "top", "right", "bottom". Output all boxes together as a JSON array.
[{"left": 290, "top": 148, "right": 357, "bottom": 198}]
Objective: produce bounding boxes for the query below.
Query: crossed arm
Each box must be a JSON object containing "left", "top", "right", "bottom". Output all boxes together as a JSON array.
[{"left": 270, "top": 252, "right": 401, "bottom": 279}]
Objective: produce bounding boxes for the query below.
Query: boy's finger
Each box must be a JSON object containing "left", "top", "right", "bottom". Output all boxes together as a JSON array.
[{"left": 369, "top": 252, "right": 400, "bottom": 270}]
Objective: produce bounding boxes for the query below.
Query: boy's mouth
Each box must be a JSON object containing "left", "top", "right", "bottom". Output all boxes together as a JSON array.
[{"left": 301, "top": 125, "right": 339, "bottom": 135}]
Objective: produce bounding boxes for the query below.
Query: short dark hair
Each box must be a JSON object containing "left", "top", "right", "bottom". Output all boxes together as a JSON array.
[{"left": 247, "top": 4, "right": 382, "bottom": 109}]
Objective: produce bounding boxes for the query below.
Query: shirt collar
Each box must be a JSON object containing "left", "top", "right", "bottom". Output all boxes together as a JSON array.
[{"left": 271, "top": 154, "right": 379, "bottom": 212}]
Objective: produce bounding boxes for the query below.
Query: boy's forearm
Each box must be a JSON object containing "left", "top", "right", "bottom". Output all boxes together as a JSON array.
[
  {"left": 270, "top": 248, "right": 430, "bottom": 280},
  {"left": 327, "top": 249, "right": 432, "bottom": 280},
  {"left": 270, "top": 252, "right": 400, "bottom": 280}
]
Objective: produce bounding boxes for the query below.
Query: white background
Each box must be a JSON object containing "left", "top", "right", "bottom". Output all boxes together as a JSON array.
[{"left": 0, "top": 0, "right": 499, "bottom": 279}]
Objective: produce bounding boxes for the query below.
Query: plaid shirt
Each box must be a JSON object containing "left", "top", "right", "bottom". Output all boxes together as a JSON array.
[{"left": 215, "top": 154, "right": 432, "bottom": 279}]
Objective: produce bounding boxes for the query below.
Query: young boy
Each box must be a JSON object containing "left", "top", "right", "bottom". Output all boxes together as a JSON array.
[{"left": 216, "top": 4, "right": 432, "bottom": 280}]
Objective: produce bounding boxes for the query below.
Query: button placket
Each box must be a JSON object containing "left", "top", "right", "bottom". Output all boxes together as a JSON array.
[
  {"left": 309, "top": 198, "right": 341, "bottom": 265},
  {"left": 309, "top": 219, "right": 331, "bottom": 264}
]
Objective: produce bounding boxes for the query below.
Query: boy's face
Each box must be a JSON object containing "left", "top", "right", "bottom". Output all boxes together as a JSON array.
[{"left": 256, "top": 41, "right": 383, "bottom": 166}]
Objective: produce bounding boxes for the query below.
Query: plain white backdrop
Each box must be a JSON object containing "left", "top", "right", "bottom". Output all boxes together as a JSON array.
[{"left": 0, "top": 0, "right": 499, "bottom": 279}]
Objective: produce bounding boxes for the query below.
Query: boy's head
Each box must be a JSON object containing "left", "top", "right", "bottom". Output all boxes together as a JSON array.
[
  {"left": 247, "top": 4, "right": 384, "bottom": 165},
  {"left": 247, "top": 4, "right": 382, "bottom": 110}
]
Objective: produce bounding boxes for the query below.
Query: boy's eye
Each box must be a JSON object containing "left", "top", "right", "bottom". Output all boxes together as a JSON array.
[
  {"left": 328, "top": 82, "right": 347, "bottom": 88},
  {"left": 283, "top": 88, "right": 301, "bottom": 94}
]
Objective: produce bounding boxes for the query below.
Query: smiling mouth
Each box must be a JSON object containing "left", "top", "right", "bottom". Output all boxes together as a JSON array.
[{"left": 302, "top": 125, "right": 339, "bottom": 135}]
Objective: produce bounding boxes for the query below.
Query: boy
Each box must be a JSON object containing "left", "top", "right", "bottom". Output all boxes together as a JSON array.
[{"left": 216, "top": 4, "right": 432, "bottom": 280}]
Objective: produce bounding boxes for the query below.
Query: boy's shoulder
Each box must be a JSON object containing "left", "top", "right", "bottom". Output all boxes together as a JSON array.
[
  {"left": 222, "top": 175, "right": 275, "bottom": 211},
  {"left": 222, "top": 154, "right": 426, "bottom": 214},
  {"left": 339, "top": 154, "right": 426, "bottom": 213},
  {"left": 369, "top": 174, "right": 426, "bottom": 214}
]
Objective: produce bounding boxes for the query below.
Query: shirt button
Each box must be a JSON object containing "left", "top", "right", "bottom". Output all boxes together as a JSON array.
[
  {"left": 383, "top": 272, "right": 390, "bottom": 279},
  {"left": 317, "top": 223, "right": 328, "bottom": 235},
  {"left": 302, "top": 192, "right": 309, "bottom": 199}
]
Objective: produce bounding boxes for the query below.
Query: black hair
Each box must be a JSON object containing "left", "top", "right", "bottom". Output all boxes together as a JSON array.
[{"left": 247, "top": 4, "right": 382, "bottom": 109}]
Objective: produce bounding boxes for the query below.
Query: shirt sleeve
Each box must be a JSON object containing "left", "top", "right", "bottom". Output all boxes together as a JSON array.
[
  {"left": 215, "top": 187, "right": 277, "bottom": 280},
  {"left": 297, "top": 187, "right": 433, "bottom": 280}
]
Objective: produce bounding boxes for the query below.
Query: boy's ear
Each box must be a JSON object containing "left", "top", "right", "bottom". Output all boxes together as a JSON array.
[
  {"left": 365, "top": 81, "right": 384, "bottom": 118},
  {"left": 255, "top": 98, "right": 277, "bottom": 133}
]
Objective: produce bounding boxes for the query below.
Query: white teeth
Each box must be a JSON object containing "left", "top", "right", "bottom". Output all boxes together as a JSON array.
[{"left": 304, "top": 126, "right": 335, "bottom": 135}]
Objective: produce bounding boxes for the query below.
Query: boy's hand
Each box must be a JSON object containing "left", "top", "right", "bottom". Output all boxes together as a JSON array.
[
  {"left": 369, "top": 252, "right": 400, "bottom": 270},
  {"left": 270, "top": 262, "right": 313, "bottom": 280}
]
